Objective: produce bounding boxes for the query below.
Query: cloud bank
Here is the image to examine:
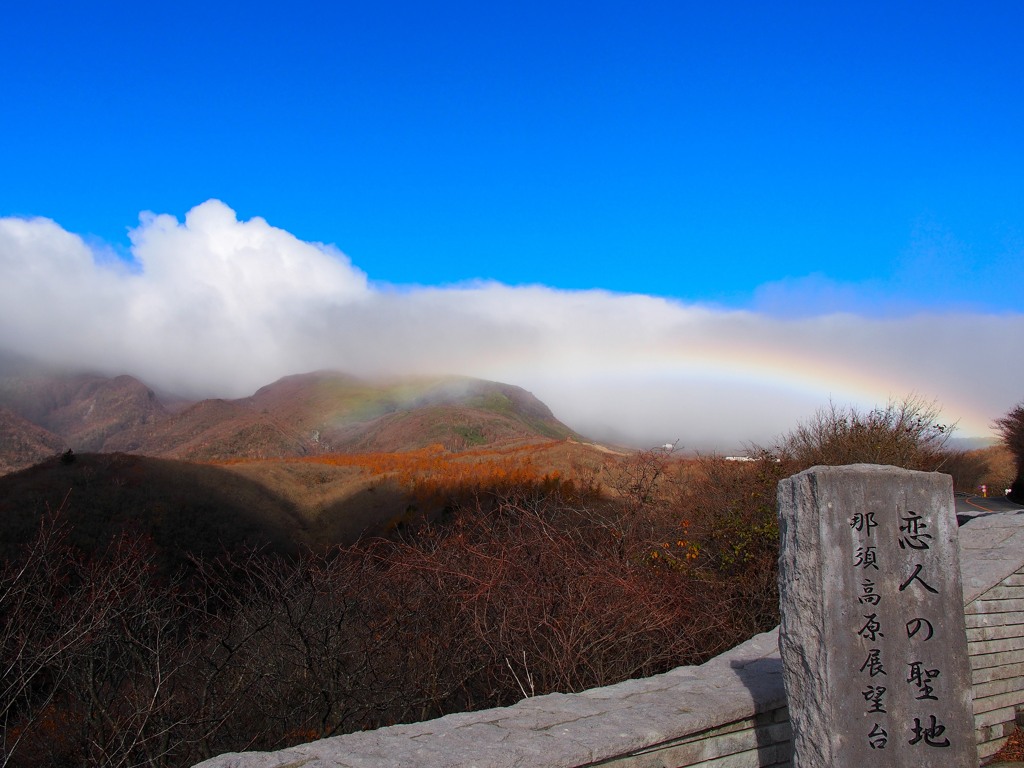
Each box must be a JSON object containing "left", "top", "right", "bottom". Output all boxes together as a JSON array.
[{"left": 1, "top": 200, "right": 1019, "bottom": 450}]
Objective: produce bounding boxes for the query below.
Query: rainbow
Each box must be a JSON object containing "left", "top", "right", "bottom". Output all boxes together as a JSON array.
[{"left": 477, "top": 342, "right": 995, "bottom": 438}]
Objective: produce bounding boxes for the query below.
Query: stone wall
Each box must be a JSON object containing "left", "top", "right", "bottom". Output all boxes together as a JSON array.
[
  {"left": 194, "top": 509, "right": 1024, "bottom": 768},
  {"left": 961, "top": 510, "right": 1024, "bottom": 761},
  {"left": 969, "top": 565, "right": 1024, "bottom": 760}
]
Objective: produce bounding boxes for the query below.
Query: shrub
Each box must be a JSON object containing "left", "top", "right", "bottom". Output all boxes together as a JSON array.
[
  {"left": 656, "top": 454, "right": 789, "bottom": 636},
  {"left": 765, "top": 395, "right": 953, "bottom": 471}
]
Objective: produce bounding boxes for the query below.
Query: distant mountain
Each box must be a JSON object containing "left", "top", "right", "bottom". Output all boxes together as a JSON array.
[
  {"left": 0, "top": 369, "right": 579, "bottom": 471},
  {"left": 245, "top": 372, "right": 576, "bottom": 453},
  {"left": 103, "top": 396, "right": 311, "bottom": 461},
  {"left": 0, "top": 406, "right": 66, "bottom": 475},
  {"left": 0, "top": 371, "right": 166, "bottom": 451},
  {"left": 946, "top": 435, "right": 999, "bottom": 451}
]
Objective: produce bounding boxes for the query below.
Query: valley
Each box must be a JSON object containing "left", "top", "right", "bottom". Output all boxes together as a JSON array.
[{"left": 0, "top": 365, "right": 620, "bottom": 566}]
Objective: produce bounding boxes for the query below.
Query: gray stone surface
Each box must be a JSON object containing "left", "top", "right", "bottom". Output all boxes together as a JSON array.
[
  {"left": 778, "top": 464, "right": 977, "bottom": 767},
  {"left": 958, "top": 509, "right": 1024, "bottom": 604}
]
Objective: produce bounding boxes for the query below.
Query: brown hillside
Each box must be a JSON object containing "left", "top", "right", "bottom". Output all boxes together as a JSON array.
[
  {"left": 0, "top": 440, "right": 619, "bottom": 574},
  {"left": 128, "top": 372, "right": 579, "bottom": 460},
  {"left": 244, "top": 372, "right": 577, "bottom": 451},
  {"left": 0, "top": 407, "right": 66, "bottom": 475},
  {"left": 218, "top": 460, "right": 415, "bottom": 544},
  {"left": 327, "top": 404, "right": 558, "bottom": 453},
  {"left": 217, "top": 437, "right": 617, "bottom": 543},
  {"left": 106, "top": 398, "right": 312, "bottom": 461},
  {"left": 0, "top": 372, "right": 166, "bottom": 450},
  {"left": 0, "top": 368, "right": 582, "bottom": 474},
  {"left": 245, "top": 370, "right": 371, "bottom": 423},
  {"left": 0, "top": 452, "right": 315, "bottom": 573}
]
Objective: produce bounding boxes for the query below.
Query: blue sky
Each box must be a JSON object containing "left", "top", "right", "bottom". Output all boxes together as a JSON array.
[
  {"left": 1, "top": 2, "right": 1022, "bottom": 447},
  {"left": 4, "top": 2, "right": 1022, "bottom": 306}
]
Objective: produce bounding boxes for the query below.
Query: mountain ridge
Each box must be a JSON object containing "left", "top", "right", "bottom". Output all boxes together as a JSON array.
[{"left": 0, "top": 369, "right": 580, "bottom": 473}]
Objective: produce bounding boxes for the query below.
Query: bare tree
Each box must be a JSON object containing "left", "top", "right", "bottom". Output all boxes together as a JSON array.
[{"left": 1, "top": 507, "right": 86, "bottom": 767}]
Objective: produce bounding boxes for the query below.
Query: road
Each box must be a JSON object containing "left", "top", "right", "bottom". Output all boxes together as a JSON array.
[{"left": 955, "top": 492, "right": 1023, "bottom": 519}]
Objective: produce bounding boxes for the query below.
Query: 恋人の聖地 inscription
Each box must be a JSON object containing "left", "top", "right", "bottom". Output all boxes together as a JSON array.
[{"left": 778, "top": 465, "right": 976, "bottom": 767}]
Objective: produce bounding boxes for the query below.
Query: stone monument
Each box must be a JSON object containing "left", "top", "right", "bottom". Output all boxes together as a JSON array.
[{"left": 777, "top": 464, "right": 976, "bottom": 767}]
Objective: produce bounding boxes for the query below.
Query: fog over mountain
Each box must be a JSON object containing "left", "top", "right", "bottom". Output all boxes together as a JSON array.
[{"left": 2, "top": 201, "right": 1020, "bottom": 450}]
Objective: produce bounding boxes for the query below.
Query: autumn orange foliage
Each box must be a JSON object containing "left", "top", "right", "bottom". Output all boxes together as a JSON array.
[{"left": 217, "top": 440, "right": 599, "bottom": 508}]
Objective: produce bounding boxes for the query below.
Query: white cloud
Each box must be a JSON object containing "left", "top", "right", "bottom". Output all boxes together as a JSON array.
[{"left": 1, "top": 200, "right": 1020, "bottom": 450}]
